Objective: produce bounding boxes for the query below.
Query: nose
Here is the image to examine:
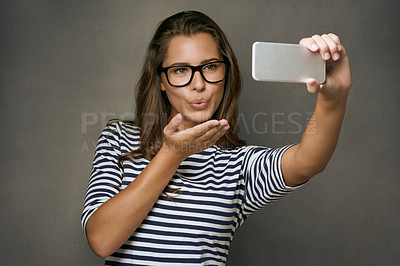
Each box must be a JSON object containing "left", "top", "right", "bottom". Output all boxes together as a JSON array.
[{"left": 191, "top": 70, "right": 206, "bottom": 91}]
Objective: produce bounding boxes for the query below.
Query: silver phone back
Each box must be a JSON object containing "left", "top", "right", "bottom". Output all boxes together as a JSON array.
[{"left": 252, "top": 42, "right": 325, "bottom": 83}]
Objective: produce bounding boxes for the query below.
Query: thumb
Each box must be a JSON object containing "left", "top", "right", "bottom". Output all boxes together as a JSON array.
[
  {"left": 306, "top": 78, "right": 322, "bottom": 94},
  {"left": 164, "top": 113, "right": 182, "bottom": 134}
]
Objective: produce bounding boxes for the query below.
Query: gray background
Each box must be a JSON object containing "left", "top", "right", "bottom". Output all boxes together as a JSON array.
[{"left": 1, "top": 0, "right": 399, "bottom": 265}]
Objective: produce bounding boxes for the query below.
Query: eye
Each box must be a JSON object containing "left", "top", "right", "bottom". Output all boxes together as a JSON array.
[
  {"left": 172, "top": 67, "right": 190, "bottom": 75},
  {"left": 203, "top": 63, "right": 218, "bottom": 71}
]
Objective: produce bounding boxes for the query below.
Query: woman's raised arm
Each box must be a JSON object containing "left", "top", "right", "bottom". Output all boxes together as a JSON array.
[{"left": 281, "top": 33, "right": 352, "bottom": 186}]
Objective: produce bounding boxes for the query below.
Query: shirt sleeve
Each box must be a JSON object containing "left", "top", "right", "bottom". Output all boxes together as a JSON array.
[
  {"left": 81, "top": 122, "right": 124, "bottom": 235},
  {"left": 241, "top": 144, "right": 302, "bottom": 216}
]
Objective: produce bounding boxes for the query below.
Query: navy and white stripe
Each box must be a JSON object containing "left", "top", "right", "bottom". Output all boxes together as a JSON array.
[{"left": 81, "top": 121, "right": 300, "bottom": 265}]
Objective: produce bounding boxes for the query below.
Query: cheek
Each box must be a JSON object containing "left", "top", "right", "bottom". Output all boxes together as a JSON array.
[
  {"left": 161, "top": 78, "right": 178, "bottom": 104},
  {"left": 164, "top": 89, "right": 184, "bottom": 109},
  {"left": 214, "top": 83, "right": 225, "bottom": 105}
]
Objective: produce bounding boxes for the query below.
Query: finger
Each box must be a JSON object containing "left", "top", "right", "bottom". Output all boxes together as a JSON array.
[
  {"left": 209, "top": 124, "right": 230, "bottom": 143},
  {"left": 299, "top": 37, "right": 319, "bottom": 52},
  {"left": 178, "top": 125, "right": 224, "bottom": 152},
  {"left": 321, "top": 34, "right": 340, "bottom": 61},
  {"left": 197, "top": 122, "right": 229, "bottom": 143},
  {"left": 193, "top": 125, "right": 230, "bottom": 152},
  {"left": 328, "top": 33, "right": 343, "bottom": 51},
  {"left": 306, "top": 78, "right": 321, "bottom": 94},
  {"left": 185, "top": 119, "right": 220, "bottom": 137},
  {"left": 193, "top": 119, "right": 228, "bottom": 140},
  {"left": 164, "top": 113, "right": 182, "bottom": 134},
  {"left": 311, "top": 34, "right": 331, "bottom": 60}
]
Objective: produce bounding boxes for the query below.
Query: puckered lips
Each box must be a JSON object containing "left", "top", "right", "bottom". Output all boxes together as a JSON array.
[{"left": 189, "top": 98, "right": 209, "bottom": 110}]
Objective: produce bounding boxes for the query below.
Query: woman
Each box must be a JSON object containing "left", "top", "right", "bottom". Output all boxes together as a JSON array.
[{"left": 81, "top": 10, "right": 352, "bottom": 265}]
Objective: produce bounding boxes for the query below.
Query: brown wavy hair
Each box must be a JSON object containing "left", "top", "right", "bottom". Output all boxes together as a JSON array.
[{"left": 116, "top": 10, "right": 246, "bottom": 163}]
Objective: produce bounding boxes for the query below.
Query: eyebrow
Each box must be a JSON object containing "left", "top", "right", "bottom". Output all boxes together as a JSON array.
[{"left": 168, "top": 57, "right": 222, "bottom": 67}]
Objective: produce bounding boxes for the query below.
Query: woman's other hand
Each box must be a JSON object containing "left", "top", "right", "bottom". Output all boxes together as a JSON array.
[{"left": 161, "top": 113, "right": 229, "bottom": 160}]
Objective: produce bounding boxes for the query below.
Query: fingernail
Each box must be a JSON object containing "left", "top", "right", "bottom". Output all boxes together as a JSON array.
[
  {"left": 311, "top": 44, "right": 318, "bottom": 51},
  {"left": 337, "top": 44, "right": 342, "bottom": 51},
  {"left": 333, "top": 53, "right": 340, "bottom": 61},
  {"left": 324, "top": 52, "right": 330, "bottom": 60},
  {"left": 175, "top": 114, "right": 182, "bottom": 121}
]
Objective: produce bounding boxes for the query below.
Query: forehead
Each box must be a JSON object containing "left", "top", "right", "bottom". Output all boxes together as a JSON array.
[{"left": 163, "top": 33, "right": 221, "bottom": 65}]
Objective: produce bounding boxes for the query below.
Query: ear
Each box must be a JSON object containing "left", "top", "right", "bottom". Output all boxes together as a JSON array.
[{"left": 160, "top": 81, "right": 166, "bottom": 91}]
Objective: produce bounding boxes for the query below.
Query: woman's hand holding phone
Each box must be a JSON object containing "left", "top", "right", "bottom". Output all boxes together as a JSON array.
[{"left": 300, "top": 33, "right": 352, "bottom": 102}]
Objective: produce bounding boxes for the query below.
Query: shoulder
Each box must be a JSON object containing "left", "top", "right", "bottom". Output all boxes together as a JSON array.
[
  {"left": 105, "top": 120, "right": 141, "bottom": 138},
  {"left": 98, "top": 120, "right": 141, "bottom": 152}
]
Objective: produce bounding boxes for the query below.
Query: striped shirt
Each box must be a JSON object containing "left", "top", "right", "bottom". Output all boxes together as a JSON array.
[{"left": 81, "top": 121, "right": 300, "bottom": 265}]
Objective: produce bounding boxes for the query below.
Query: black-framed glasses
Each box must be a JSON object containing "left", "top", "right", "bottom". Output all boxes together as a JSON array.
[{"left": 159, "top": 60, "right": 228, "bottom": 87}]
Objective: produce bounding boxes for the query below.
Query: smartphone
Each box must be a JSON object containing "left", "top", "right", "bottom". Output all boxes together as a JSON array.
[{"left": 252, "top": 41, "right": 325, "bottom": 83}]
